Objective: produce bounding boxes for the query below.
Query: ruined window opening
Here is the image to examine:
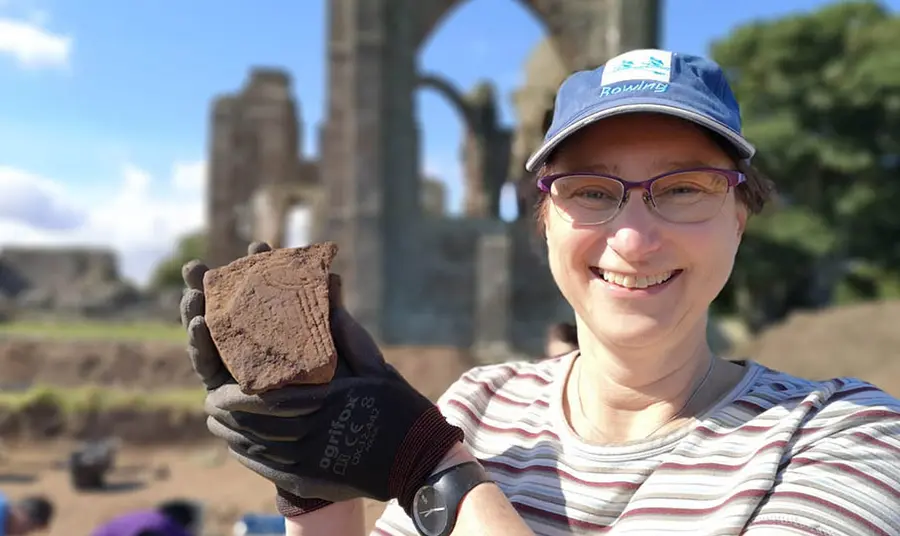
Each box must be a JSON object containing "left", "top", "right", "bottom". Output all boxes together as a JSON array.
[
  {"left": 417, "top": 0, "right": 546, "bottom": 221},
  {"left": 282, "top": 205, "right": 311, "bottom": 248}
]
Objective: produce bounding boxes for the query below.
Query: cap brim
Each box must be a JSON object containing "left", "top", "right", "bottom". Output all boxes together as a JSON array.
[{"left": 524, "top": 101, "right": 756, "bottom": 173}]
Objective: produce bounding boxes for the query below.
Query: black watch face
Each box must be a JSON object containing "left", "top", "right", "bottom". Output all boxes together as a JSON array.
[{"left": 413, "top": 485, "right": 449, "bottom": 536}]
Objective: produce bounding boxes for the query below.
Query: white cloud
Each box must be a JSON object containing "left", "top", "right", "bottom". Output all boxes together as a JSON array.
[
  {"left": 0, "top": 16, "right": 71, "bottom": 70},
  {"left": 423, "top": 157, "right": 451, "bottom": 181},
  {"left": 172, "top": 160, "right": 206, "bottom": 192},
  {"left": 0, "top": 166, "right": 86, "bottom": 229},
  {"left": 0, "top": 162, "right": 206, "bottom": 285}
]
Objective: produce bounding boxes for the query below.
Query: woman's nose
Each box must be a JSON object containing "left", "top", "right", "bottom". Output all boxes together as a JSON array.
[{"left": 605, "top": 194, "right": 662, "bottom": 259}]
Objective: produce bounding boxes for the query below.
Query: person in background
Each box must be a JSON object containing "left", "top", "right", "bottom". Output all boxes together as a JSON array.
[
  {"left": 0, "top": 493, "right": 54, "bottom": 535},
  {"left": 91, "top": 499, "right": 198, "bottom": 536},
  {"left": 544, "top": 321, "right": 578, "bottom": 357}
]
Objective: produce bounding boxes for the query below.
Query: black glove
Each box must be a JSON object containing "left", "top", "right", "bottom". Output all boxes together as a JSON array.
[{"left": 179, "top": 242, "right": 464, "bottom": 518}]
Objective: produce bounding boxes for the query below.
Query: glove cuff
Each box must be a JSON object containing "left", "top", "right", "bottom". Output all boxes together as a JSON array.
[
  {"left": 275, "top": 489, "right": 333, "bottom": 518},
  {"left": 390, "top": 404, "right": 465, "bottom": 513}
]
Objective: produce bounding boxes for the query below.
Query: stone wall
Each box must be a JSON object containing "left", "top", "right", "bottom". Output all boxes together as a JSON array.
[
  {"left": 199, "top": 0, "right": 660, "bottom": 355},
  {"left": 509, "top": 225, "right": 575, "bottom": 355},
  {"left": 0, "top": 248, "right": 145, "bottom": 318},
  {"left": 390, "top": 219, "right": 498, "bottom": 347},
  {"left": 0, "top": 248, "right": 119, "bottom": 296},
  {"left": 0, "top": 247, "right": 180, "bottom": 322},
  {"left": 379, "top": 218, "right": 572, "bottom": 358},
  {"left": 207, "top": 69, "right": 308, "bottom": 268}
]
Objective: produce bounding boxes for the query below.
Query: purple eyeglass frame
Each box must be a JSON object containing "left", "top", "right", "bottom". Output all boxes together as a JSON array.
[{"left": 536, "top": 167, "right": 746, "bottom": 197}]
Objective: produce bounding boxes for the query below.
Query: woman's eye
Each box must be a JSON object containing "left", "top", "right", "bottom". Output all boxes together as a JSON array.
[{"left": 576, "top": 189, "right": 611, "bottom": 199}]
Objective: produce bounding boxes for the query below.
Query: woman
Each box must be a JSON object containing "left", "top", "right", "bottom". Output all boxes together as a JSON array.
[{"left": 180, "top": 49, "right": 900, "bottom": 536}]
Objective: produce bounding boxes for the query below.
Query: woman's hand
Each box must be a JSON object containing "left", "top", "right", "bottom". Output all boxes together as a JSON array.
[{"left": 179, "top": 242, "right": 464, "bottom": 517}]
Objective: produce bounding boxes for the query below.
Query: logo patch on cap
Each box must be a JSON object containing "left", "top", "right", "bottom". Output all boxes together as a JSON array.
[{"left": 600, "top": 49, "right": 673, "bottom": 86}]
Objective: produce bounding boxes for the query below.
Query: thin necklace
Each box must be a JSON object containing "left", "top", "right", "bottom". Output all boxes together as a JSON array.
[{"left": 572, "top": 355, "right": 716, "bottom": 441}]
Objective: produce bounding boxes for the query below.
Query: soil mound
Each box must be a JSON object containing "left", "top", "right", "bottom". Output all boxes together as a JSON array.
[
  {"left": 0, "top": 339, "right": 195, "bottom": 390},
  {"left": 737, "top": 300, "right": 900, "bottom": 396},
  {"left": 0, "top": 404, "right": 208, "bottom": 444},
  {"left": 0, "top": 341, "right": 477, "bottom": 444},
  {"left": 0, "top": 337, "right": 477, "bottom": 394},
  {"left": 6, "top": 299, "right": 899, "bottom": 444}
]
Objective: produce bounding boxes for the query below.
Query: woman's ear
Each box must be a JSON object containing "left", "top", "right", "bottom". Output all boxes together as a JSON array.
[{"left": 735, "top": 203, "right": 748, "bottom": 239}]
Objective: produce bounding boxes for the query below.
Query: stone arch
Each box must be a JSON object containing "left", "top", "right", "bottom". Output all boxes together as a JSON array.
[
  {"left": 415, "top": 0, "right": 581, "bottom": 67},
  {"left": 206, "top": 68, "right": 302, "bottom": 268},
  {"left": 416, "top": 73, "right": 477, "bottom": 135},
  {"left": 249, "top": 164, "right": 324, "bottom": 252},
  {"left": 417, "top": 74, "right": 510, "bottom": 218},
  {"left": 507, "top": 36, "right": 569, "bottom": 220},
  {"left": 317, "top": 0, "right": 659, "bottom": 342}
]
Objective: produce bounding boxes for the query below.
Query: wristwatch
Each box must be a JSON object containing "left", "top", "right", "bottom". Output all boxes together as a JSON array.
[{"left": 411, "top": 461, "right": 494, "bottom": 536}]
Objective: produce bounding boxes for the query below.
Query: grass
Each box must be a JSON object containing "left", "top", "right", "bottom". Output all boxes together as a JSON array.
[
  {"left": 0, "top": 320, "right": 186, "bottom": 343},
  {"left": 0, "top": 385, "right": 205, "bottom": 413},
  {"left": 0, "top": 321, "right": 200, "bottom": 414}
]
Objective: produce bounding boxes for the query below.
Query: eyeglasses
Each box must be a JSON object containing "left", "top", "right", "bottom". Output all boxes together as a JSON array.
[{"left": 536, "top": 168, "right": 745, "bottom": 225}]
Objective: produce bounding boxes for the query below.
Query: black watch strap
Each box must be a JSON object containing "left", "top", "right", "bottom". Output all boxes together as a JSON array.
[{"left": 411, "top": 461, "right": 494, "bottom": 536}]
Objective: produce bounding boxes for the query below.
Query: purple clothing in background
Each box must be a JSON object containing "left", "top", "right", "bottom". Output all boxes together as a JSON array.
[{"left": 91, "top": 510, "right": 190, "bottom": 536}]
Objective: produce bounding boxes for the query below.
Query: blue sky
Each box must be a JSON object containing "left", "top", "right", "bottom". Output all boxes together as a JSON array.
[{"left": 0, "top": 0, "right": 896, "bottom": 283}]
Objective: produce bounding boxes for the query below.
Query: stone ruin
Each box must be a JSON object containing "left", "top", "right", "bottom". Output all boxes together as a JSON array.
[
  {"left": 205, "top": 0, "right": 662, "bottom": 359},
  {"left": 0, "top": 247, "right": 178, "bottom": 322}
]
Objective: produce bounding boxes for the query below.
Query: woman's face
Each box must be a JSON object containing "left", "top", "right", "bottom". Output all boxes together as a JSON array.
[{"left": 544, "top": 114, "right": 747, "bottom": 350}]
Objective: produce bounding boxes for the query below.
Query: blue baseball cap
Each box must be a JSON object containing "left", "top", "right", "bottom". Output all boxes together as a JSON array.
[{"left": 525, "top": 49, "right": 756, "bottom": 173}]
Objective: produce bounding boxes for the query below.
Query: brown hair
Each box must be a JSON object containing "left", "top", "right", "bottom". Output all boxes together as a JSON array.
[
  {"left": 546, "top": 322, "right": 578, "bottom": 346},
  {"left": 524, "top": 129, "right": 776, "bottom": 233}
]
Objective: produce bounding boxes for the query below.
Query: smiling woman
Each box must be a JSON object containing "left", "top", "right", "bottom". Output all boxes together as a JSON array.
[
  {"left": 379, "top": 49, "right": 900, "bottom": 535},
  {"left": 180, "top": 48, "right": 900, "bottom": 536}
]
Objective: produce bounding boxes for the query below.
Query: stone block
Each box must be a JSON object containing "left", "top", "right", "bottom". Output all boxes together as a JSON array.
[{"left": 474, "top": 230, "right": 512, "bottom": 347}]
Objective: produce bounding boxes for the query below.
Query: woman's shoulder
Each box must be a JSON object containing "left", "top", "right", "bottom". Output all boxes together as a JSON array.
[
  {"left": 733, "top": 361, "right": 900, "bottom": 437},
  {"left": 434, "top": 353, "right": 571, "bottom": 424},
  {"left": 439, "top": 353, "right": 568, "bottom": 398},
  {"left": 727, "top": 364, "right": 900, "bottom": 533},
  {"left": 746, "top": 361, "right": 899, "bottom": 406}
]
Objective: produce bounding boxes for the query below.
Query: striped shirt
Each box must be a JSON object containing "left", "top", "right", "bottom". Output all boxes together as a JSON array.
[{"left": 373, "top": 353, "right": 900, "bottom": 535}]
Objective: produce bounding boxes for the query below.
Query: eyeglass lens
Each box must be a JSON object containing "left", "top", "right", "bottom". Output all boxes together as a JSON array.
[{"left": 549, "top": 171, "right": 732, "bottom": 224}]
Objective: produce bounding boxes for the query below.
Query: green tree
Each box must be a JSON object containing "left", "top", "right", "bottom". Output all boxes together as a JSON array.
[
  {"left": 149, "top": 231, "right": 206, "bottom": 290},
  {"left": 709, "top": 0, "right": 900, "bottom": 327}
]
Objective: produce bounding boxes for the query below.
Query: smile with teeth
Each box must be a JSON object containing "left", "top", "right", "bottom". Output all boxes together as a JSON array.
[{"left": 598, "top": 269, "right": 676, "bottom": 289}]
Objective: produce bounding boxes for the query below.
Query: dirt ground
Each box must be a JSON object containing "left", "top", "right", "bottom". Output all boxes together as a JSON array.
[
  {"left": 0, "top": 339, "right": 478, "bottom": 394},
  {"left": 0, "top": 344, "right": 474, "bottom": 535},
  {"left": 0, "top": 440, "right": 389, "bottom": 535},
  {"left": 2, "top": 300, "right": 900, "bottom": 534}
]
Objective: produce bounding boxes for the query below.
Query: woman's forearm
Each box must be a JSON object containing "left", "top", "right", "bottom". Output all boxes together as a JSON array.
[
  {"left": 432, "top": 443, "right": 534, "bottom": 536},
  {"left": 286, "top": 499, "right": 366, "bottom": 536},
  {"left": 451, "top": 481, "right": 535, "bottom": 535},
  {"left": 284, "top": 442, "right": 534, "bottom": 536}
]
